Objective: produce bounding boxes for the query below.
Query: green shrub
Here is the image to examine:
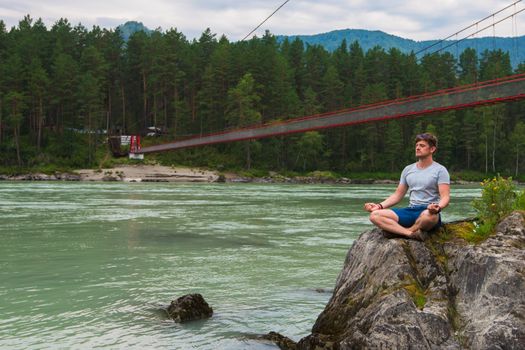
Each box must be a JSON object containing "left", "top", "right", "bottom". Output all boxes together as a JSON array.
[
  {"left": 471, "top": 175, "right": 518, "bottom": 237},
  {"left": 307, "top": 170, "right": 338, "bottom": 180}
]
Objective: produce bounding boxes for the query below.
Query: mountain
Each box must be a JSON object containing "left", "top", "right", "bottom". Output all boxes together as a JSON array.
[
  {"left": 277, "top": 29, "right": 525, "bottom": 68},
  {"left": 117, "top": 21, "right": 152, "bottom": 41},
  {"left": 115, "top": 22, "right": 525, "bottom": 68}
]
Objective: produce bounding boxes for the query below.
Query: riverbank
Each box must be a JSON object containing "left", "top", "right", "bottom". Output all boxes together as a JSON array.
[
  {"left": 0, "top": 165, "right": 219, "bottom": 183},
  {"left": 0, "top": 164, "right": 519, "bottom": 185}
]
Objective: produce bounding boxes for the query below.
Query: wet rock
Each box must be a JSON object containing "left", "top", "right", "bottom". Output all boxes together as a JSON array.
[
  {"left": 297, "top": 212, "right": 525, "bottom": 349},
  {"left": 167, "top": 293, "right": 213, "bottom": 323},
  {"left": 261, "top": 332, "right": 297, "bottom": 350},
  {"left": 102, "top": 175, "right": 118, "bottom": 181}
]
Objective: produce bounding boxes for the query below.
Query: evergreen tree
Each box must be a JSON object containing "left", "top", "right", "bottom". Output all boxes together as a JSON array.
[
  {"left": 384, "top": 120, "right": 403, "bottom": 172},
  {"left": 510, "top": 121, "right": 525, "bottom": 177},
  {"left": 458, "top": 48, "right": 478, "bottom": 84},
  {"left": 27, "top": 57, "right": 49, "bottom": 150},
  {"left": 226, "top": 73, "right": 261, "bottom": 168},
  {"left": 296, "top": 131, "right": 324, "bottom": 171}
]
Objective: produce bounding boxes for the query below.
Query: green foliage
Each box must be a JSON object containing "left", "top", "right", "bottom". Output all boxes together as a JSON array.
[
  {"left": 307, "top": 170, "right": 338, "bottom": 180},
  {"left": 471, "top": 175, "right": 518, "bottom": 238},
  {"left": 403, "top": 281, "right": 427, "bottom": 310},
  {"left": 0, "top": 16, "right": 524, "bottom": 175}
]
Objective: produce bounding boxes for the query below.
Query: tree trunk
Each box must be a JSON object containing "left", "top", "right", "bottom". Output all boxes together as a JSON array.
[
  {"left": 485, "top": 133, "right": 488, "bottom": 174},
  {"left": 153, "top": 92, "right": 157, "bottom": 127},
  {"left": 516, "top": 145, "right": 520, "bottom": 179},
  {"left": 492, "top": 114, "right": 497, "bottom": 173},
  {"left": 0, "top": 96, "right": 3, "bottom": 144},
  {"left": 107, "top": 89, "right": 112, "bottom": 132},
  {"left": 121, "top": 83, "right": 126, "bottom": 133},
  {"left": 173, "top": 87, "right": 179, "bottom": 135},
  {"left": 191, "top": 89, "right": 196, "bottom": 123},
  {"left": 342, "top": 129, "right": 347, "bottom": 169},
  {"left": 14, "top": 124, "right": 21, "bottom": 167},
  {"left": 88, "top": 111, "right": 93, "bottom": 164},
  {"left": 37, "top": 96, "right": 43, "bottom": 151},
  {"left": 245, "top": 140, "right": 251, "bottom": 169},
  {"left": 142, "top": 70, "right": 147, "bottom": 129},
  {"left": 467, "top": 146, "right": 471, "bottom": 169},
  {"left": 164, "top": 94, "right": 168, "bottom": 128}
]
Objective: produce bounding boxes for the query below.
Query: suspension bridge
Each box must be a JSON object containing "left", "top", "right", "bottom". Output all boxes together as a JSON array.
[
  {"left": 127, "top": 1, "right": 525, "bottom": 156},
  {"left": 135, "top": 74, "right": 525, "bottom": 154}
]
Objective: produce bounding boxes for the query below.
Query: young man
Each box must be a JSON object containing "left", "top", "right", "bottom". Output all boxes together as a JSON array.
[{"left": 364, "top": 133, "right": 450, "bottom": 240}]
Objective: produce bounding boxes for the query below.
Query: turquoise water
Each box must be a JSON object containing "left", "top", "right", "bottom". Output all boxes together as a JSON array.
[{"left": 0, "top": 182, "right": 479, "bottom": 349}]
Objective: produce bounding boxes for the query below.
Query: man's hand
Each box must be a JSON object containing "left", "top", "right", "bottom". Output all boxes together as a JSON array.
[
  {"left": 364, "top": 203, "right": 382, "bottom": 212},
  {"left": 427, "top": 203, "right": 441, "bottom": 214}
]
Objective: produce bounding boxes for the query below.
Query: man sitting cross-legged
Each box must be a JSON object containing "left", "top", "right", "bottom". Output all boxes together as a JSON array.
[{"left": 364, "top": 133, "right": 450, "bottom": 241}]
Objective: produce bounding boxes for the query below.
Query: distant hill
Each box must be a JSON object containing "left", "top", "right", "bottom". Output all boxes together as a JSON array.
[
  {"left": 117, "top": 21, "right": 152, "bottom": 41},
  {"left": 277, "top": 29, "right": 525, "bottom": 68},
  {"left": 115, "top": 23, "right": 525, "bottom": 68}
]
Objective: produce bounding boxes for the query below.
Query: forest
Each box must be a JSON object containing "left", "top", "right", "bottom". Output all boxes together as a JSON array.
[{"left": 1, "top": 15, "right": 525, "bottom": 180}]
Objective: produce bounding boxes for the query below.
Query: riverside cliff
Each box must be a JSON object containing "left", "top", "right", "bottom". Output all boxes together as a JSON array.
[{"left": 294, "top": 212, "right": 525, "bottom": 349}]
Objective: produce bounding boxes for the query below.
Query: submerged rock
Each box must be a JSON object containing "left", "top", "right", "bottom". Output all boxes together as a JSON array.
[
  {"left": 260, "top": 332, "right": 297, "bottom": 350},
  {"left": 167, "top": 293, "right": 213, "bottom": 323},
  {"left": 296, "top": 211, "right": 525, "bottom": 349}
]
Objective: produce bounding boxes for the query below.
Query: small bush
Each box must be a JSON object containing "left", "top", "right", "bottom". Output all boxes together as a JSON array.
[
  {"left": 471, "top": 175, "right": 518, "bottom": 238},
  {"left": 307, "top": 170, "right": 338, "bottom": 180}
]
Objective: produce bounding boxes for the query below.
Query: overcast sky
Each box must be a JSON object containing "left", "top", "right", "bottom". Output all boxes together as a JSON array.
[{"left": 1, "top": 0, "right": 524, "bottom": 41}]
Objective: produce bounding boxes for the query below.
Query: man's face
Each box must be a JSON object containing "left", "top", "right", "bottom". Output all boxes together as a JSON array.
[{"left": 415, "top": 140, "right": 435, "bottom": 158}]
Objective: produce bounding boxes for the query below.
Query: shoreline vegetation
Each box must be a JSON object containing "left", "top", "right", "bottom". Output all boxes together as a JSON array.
[{"left": 1, "top": 163, "right": 523, "bottom": 185}]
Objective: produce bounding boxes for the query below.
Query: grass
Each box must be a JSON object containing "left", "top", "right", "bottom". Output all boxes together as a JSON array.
[
  {"left": 440, "top": 221, "right": 493, "bottom": 244},
  {"left": 403, "top": 282, "right": 427, "bottom": 310}
]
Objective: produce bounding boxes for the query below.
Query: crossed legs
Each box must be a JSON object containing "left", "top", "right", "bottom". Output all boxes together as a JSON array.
[{"left": 369, "top": 209, "right": 439, "bottom": 238}]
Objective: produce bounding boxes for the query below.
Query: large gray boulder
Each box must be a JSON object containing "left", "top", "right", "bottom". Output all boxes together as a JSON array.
[{"left": 296, "top": 211, "right": 525, "bottom": 349}]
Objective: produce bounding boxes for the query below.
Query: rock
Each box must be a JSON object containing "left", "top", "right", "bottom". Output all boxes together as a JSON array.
[
  {"left": 102, "top": 175, "right": 118, "bottom": 181},
  {"left": 349, "top": 179, "right": 375, "bottom": 184},
  {"left": 260, "top": 332, "right": 297, "bottom": 350},
  {"left": 443, "top": 211, "right": 525, "bottom": 349},
  {"left": 296, "top": 212, "right": 525, "bottom": 349},
  {"left": 167, "top": 293, "right": 213, "bottom": 323}
]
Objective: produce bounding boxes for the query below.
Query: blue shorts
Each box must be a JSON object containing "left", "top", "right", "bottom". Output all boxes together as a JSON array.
[{"left": 391, "top": 205, "right": 441, "bottom": 229}]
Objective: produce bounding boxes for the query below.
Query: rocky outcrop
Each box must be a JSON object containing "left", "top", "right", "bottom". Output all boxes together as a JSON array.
[
  {"left": 260, "top": 332, "right": 297, "bottom": 350},
  {"left": 296, "top": 211, "right": 525, "bottom": 349},
  {"left": 0, "top": 173, "right": 81, "bottom": 181},
  {"left": 167, "top": 294, "right": 213, "bottom": 323}
]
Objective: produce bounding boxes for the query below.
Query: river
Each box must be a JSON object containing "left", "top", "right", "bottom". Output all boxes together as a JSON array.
[{"left": 0, "top": 182, "right": 479, "bottom": 349}]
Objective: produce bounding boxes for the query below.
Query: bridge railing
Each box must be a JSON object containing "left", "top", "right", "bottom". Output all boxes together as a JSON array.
[{"left": 139, "top": 73, "right": 525, "bottom": 153}]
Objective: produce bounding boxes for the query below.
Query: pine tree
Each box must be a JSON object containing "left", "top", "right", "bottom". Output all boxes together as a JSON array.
[
  {"left": 226, "top": 73, "right": 261, "bottom": 169},
  {"left": 510, "top": 122, "right": 525, "bottom": 177},
  {"left": 27, "top": 57, "right": 49, "bottom": 150}
]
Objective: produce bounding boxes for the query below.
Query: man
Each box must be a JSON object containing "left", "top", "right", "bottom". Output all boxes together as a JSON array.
[{"left": 364, "top": 133, "right": 450, "bottom": 240}]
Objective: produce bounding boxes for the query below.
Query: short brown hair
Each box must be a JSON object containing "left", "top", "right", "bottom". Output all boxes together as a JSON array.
[{"left": 415, "top": 133, "right": 438, "bottom": 148}]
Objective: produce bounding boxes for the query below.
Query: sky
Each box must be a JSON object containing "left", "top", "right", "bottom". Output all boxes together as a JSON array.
[{"left": 0, "top": 0, "right": 524, "bottom": 41}]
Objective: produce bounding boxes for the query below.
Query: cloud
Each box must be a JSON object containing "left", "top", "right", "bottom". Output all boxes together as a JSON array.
[{"left": 0, "top": 0, "right": 522, "bottom": 40}]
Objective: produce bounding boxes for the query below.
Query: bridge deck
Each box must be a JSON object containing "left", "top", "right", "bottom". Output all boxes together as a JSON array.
[{"left": 139, "top": 74, "right": 525, "bottom": 154}]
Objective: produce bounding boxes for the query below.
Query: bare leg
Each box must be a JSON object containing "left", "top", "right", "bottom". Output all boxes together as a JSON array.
[
  {"left": 408, "top": 210, "right": 439, "bottom": 233},
  {"left": 369, "top": 209, "right": 414, "bottom": 237}
]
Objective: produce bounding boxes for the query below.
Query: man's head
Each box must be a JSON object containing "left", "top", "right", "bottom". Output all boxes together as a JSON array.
[{"left": 415, "top": 133, "right": 438, "bottom": 159}]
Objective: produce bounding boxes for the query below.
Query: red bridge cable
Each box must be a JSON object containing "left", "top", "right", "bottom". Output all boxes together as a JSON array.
[{"left": 138, "top": 74, "right": 525, "bottom": 153}]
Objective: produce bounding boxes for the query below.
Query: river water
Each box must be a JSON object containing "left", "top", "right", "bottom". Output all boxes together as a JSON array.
[{"left": 0, "top": 182, "right": 479, "bottom": 349}]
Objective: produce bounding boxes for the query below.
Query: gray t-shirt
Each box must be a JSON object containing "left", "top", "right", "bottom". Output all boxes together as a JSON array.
[{"left": 400, "top": 161, "right": 450, "bottom": 207}]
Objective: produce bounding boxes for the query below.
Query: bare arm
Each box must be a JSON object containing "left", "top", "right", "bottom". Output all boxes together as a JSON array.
[
  {"left": 428, "top": 183, "right": 450, "bottom": 214},
  {"left": 364, "top": 183, "right": 408, "bottom": 212}
]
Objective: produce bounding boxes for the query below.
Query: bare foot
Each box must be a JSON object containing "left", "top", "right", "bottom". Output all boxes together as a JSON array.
[{"left": 410, "top": 229, "right": 425, "bottom": 241}]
